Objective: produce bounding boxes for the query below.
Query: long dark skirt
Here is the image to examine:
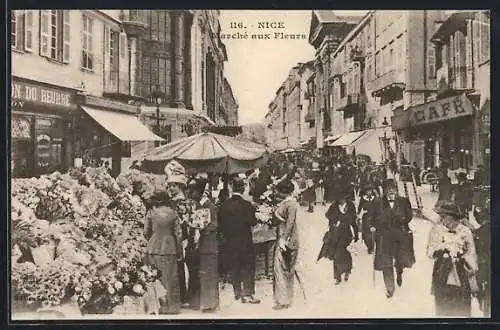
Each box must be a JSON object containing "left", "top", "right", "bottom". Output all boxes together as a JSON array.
[
  {"left": 199, "top": 253, "right": 220, "bottom": 310},
  {"left": 332, "top": 245, "right": 352, "bottom": 279},
  {"left": 273, "top": 245, "right": 298, "bottom": 306},
  {"left": 434, "top": 285, "right": 472, "bottom": 317},
  {"left": 145, "top": 254, "right": 181, "bottom": 314}
]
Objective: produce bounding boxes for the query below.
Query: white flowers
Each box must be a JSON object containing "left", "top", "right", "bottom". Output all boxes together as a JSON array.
[{"left": 114, "top": 281, "right": 123, "bottom": 290}]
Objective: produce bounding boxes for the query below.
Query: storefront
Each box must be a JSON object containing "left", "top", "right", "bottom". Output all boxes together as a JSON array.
[
  {"left": 11, "top": 77, "right": 77, "bottom": 178},
  {"left": 392, "top": 93, "right": 476, "bottom": 171},
  {"left": 74, "top": 94, "right": 163, "bottom": 177}
]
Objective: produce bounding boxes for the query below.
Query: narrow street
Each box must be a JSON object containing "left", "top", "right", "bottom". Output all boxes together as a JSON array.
[{"left": 68, "top": 187, "right": 482, "bottom": 320}]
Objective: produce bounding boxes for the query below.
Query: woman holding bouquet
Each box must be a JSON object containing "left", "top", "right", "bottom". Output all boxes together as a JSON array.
[
  {"left": 427, "top": 201, "right": 478, "bottom": 317},
  {"left": 143, "top": 190, "right": 183, "bottom": 314},
  {"left": 186, "top": 177, "right": 220, "bottom": 313},
  {"left": 325, "top": 191, "right": 358, "bottom": 285}
]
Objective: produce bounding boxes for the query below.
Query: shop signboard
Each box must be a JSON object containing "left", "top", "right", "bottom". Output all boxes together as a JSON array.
[
  {"left": 11, "top": 79, "right": 75, "bottom": 110},
  {"left": 409, "top": 94, "right": 474, "bottom": 127}
]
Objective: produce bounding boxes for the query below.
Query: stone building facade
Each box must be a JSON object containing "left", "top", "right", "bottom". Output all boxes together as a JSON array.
[{"left": 11, "top": 10, "right": 154, "bottom": 178}]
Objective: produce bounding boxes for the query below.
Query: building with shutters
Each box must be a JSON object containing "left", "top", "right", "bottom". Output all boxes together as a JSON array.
[
  {"left": 264, "top": 62, "right": 315, "bottom": 151},
  {"left": 11, "top": 10, "right": 161, "bottom": 178},
  {"left": 118, "top": 10, "right": 233, "bottom": 144},
  {"left": 391, "top": 10, "right": 490, "bottom": 173}
]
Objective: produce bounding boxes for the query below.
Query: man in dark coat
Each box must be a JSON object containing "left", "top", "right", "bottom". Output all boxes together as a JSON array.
[
  {"left": 453, "top": 172, "right": 473, "bottom": 217},
  {"left": 368, "top": 179, "right": 415, "bottom": 298},
  {"left": 218, "top": 178, "right": 261, "bottom": 304}
]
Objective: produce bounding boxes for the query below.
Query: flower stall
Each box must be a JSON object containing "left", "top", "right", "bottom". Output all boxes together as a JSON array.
[{"left": 11, "top": 168, "right": 166, "bottom": 318}]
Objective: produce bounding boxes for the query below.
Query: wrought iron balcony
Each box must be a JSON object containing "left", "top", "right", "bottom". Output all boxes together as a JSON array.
[
  {"left": 120, "top": 10, "right": 148, "bottom": 36},
  {"left": 350, "top": 47, "right": 365, "bottom": 62},
  {"left": 335, "top": 95, "right": 348, "bottom": 111},
  {"left": 368, "top": 69, "right": 405, "bottom": 97}
]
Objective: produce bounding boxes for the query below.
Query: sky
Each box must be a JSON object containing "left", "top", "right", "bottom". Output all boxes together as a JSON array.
[{"left": 219, "top": 10, "right": 368, "bottom": 125}]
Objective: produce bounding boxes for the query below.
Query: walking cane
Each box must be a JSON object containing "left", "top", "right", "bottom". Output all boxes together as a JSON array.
[
  {"left": 294, "top": 270, "right": 307, "bottom": 301},
  {"left": 372, "top": 231, "right": 376, "bottom": 288}
]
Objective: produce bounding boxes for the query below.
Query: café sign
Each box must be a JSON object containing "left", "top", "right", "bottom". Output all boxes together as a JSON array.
[
  {"left": 11, "top": 80, "right": 73, "bottom": 109},
  {"left": 409, "top": 94, "right": 474, "bottom": 127}
]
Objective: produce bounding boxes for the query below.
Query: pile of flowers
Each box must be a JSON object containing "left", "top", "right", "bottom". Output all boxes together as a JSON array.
[{"left": 11, "top": 169, "right": 162, "bottom": 315}]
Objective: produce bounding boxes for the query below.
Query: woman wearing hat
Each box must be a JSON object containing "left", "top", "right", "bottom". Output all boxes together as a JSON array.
[
  {"left": 272, "top": 179, "right": 300, "bottom": 310},
  {"left": 144, "top": 189, "right": 183, "bottom": 314},
  {"left": 357, "top": 184, "right": 377, "bottom": 255},
  {"left": 185, "top": 177, "right": 220, "bottom": 313},
  {"left": 368, "top": 179, "right": 415, "bottom": 298},
  {"left": 427, "top": 201, "right": 478, "bottom": 317},
  {"left": 164, "top": 161, "right": 190, "bottom": 307},
  {"left": 325, "top": 190, "right": 358, "bottom": 285}
]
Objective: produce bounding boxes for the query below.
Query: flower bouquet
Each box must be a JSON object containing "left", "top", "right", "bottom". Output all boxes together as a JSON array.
[{"left": 12, "top": 260, "right": 83, "bottom": 309}]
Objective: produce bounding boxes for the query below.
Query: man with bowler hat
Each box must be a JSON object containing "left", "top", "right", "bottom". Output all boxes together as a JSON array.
[{"left": 218, "top": 177, "right": 261, "bottom": 304}]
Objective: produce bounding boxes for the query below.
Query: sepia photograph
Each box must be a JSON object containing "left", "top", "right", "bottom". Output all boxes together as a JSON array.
[{"left": 10, "top": 9, "right": 491, "bottom": 320}]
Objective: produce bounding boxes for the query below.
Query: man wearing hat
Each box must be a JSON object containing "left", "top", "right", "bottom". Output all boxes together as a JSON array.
[
  {"left": 218, "top": 177, "right": 261, "bottom": 304},
  {"left": 357, "top": 184, "right": 377, "bottom": 254},
  {"left": 453, "top": 172, "right": 473, "bottom": 217},
  {"left": 368, "top": 179, "right": 415, "bottom": 298}
]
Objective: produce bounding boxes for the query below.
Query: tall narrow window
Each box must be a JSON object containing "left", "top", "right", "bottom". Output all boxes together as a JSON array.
[
  {"left": 109, "top": 30, "right": 119, "bottom": 69},
  {"left": 39, "top": 10, "right": 67, "bottom": 61},
  {"left": 82, "top": 14, "right": 94, "bottom": 70},
  {"left": 12, "top": 10, "right": 35, "bottom": 52}
]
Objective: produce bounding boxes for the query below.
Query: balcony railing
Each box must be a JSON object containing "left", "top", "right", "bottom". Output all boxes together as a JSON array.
[
  {"left": 368, "top": 69, "right": 405, "bottom": 97},
  {"left": 335, "top": 95, "right": 348, "bottom": 111},
  {"left": 437, "top": 65, "right": 474, "bottom": 93},
  {"left": 448, "top": 66, "right": 472, "bottom": 90}
]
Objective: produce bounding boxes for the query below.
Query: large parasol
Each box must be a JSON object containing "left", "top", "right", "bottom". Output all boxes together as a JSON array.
[{"left": 141, "top": 132, "right": 269, "bottom": 174}]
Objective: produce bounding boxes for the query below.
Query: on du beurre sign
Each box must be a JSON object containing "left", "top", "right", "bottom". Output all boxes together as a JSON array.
[{"left": 11, "top": 80, "right": 73, "bottom": 108}]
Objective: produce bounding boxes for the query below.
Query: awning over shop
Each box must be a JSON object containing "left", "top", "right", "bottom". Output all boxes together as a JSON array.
[
  {"left": 80, "top": 105, "right": 164, "bottom": 141},
  {"left": 324, "top": 134, "right": 342, "bottom": 143},
  {"left": 330, "top": 131, "right": 366, "bottom": 147},
  {"left": 348, "top": 128, "right": 393, "bottom": 164}
]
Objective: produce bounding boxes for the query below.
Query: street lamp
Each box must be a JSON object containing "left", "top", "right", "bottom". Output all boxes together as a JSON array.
[{"left": 149, "top": 85, "right": 166, "bottom": 147}]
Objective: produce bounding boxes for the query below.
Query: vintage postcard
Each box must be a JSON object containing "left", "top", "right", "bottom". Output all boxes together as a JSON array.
[{"left": 10, "top": 9, "right": 490, "bottom": 320}]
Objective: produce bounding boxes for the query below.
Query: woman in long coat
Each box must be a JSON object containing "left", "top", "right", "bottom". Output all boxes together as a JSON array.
[
  {"left": 427, "top": 201, "right": 478, "bottom": 317},
  {"left": 325, "top": 191, "right": 358, "bottom": 284},
  {"left": 144, "top": 191, "right": 183, "bottom": 314},
  {"left": 358, "top": 185, "right": 377, "bottom": 254}
]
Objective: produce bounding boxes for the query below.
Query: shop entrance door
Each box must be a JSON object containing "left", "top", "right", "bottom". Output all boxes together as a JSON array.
[
  {"left": 12, "top": 140, "right": 35, "bottom": 178},
  {"left": 424, "top": 140, "right": 436, "bottom": 169}
]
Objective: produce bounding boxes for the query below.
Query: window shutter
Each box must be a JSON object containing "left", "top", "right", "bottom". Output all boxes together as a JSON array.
[
  {"left": 428, "top": 46, "right": 435, "bottom": 79},
  {"left": 16, "top": 11, "right": 24, "bottom": 50},
  {"left": 62, "top": 10, "right": 70, "bottom": 63},
  {"left": 119, "top": 31, "right": 129, "bottom": 93},
  {"left": 473, "top": 19, "right": 480, "bottom": 68},
  {"left": 103, "top": 26, "right": 110, "bottom": 84},
  {"left": 481, "top": 14, "right": 490, "bottom": 63},
  {"left": 11, "top": 11, "right": 17, "bottom": 48},
  {"left": 119, "top": 31, "right": 127, "bottom": 59},
  {"left": 465, "top": 20, "right": 473, "bottom": 88},
  {"left": 39, "top": 10, "right": 50, "bottom": 57},
  {"left": 24, "top": 10, "right": 34, "bottom": 52}
]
